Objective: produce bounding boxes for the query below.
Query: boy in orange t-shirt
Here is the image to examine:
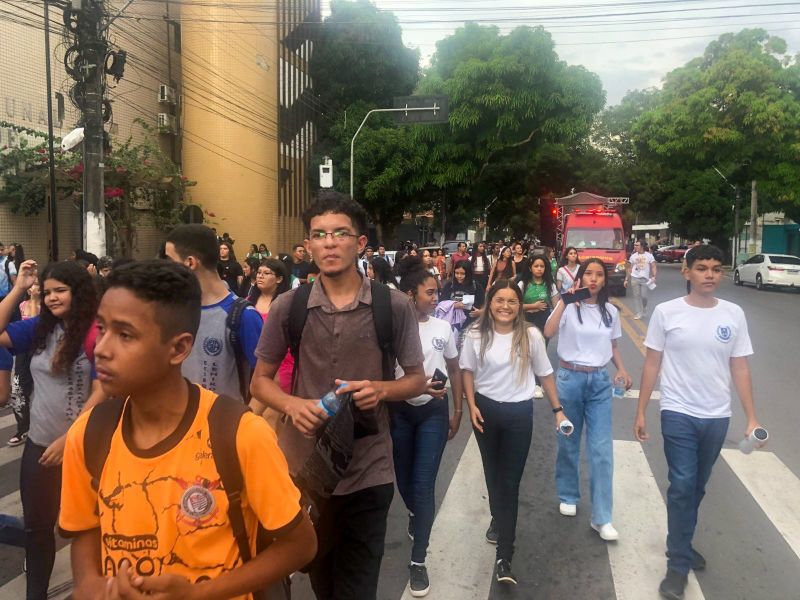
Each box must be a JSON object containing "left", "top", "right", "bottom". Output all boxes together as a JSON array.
[{"left": 59, "top": 260, "right": 316, "bottom": 600}]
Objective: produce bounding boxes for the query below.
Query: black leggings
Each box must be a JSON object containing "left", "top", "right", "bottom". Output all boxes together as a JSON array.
[
  {"left": 473, "top": 393, "right": 533, "bottom": 562},
  {"left": 21, "top": 440, "right": 62, "bottom": 600}
]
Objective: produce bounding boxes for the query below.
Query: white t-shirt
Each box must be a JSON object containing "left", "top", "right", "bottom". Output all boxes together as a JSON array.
[
  {"left": 427, "top": 266, "right": 441, "bottom": 281},
  {"left": 473, "top": 256, "right": 490, "bottom": 275},
  {"left": 644, "top": 297, "right": 753, "bottom": 419},
  {"left": 396, "top": 316, "right": 458, "bottom": 406},
  {"left": 554, "top": 302, "right": 621, "bottom": 367},
  {"left": 628, "top": 251, "right": 655, "bottom": 279},
  {"left": 460, "top": 326, "right": 554, "bottom": 402},
  {"left": 556, "top": 265, "right": 580, "bottom": 294}
]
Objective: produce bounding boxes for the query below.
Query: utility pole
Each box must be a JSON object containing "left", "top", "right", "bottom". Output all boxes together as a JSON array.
[
  {"left": 749, "top": 179, "right": 758, "bottom": 254},
  {"left": 79, "top": 0, "right": 106, "bottom": 256},
  {"left": 43, "top": 0, "right": 59, "bottom": 260}
]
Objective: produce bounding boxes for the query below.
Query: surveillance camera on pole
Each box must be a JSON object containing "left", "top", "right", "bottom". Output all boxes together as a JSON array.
[
  {"left": 61, "top": 127, "right": 84, "bottom": 151},
  {"left": 319, "top": 157, "right": 333, "bottom": 188}
]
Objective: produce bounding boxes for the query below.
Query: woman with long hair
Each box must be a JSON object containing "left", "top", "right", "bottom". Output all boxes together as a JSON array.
[
  {"left": 543, "top": 259, "right": 632, "bottom": 542},
  {"left": 460, "top": 280, "right": 563, "bottom": 586},
  {"left": 441, "top": 260, "right": 484, "bottom": 335},
  {"left": 218, "top": 241, "right": 243, "bottom": 292},
  {"left": 392, "top": 257, "right": 463, "bottom": 597},
  {"left": 518, "top": 255, "right": 558, "bottom": 335},
  {"left": 511, "top": 242, "right": 528, "bottom": 275},
  {"left": 421, "top": 249, "right": 441, "bottom": 288},
  {"left": 470, "top": 242, "right": 492, "bottom": 290},
  {"left": 248, "top": 258, "right": 290, "bottom": 319},
  {"left": 556, "top": 246, "right": 581, "bottom": 295},
  {"left": 248, "top": 258, "right": 293, "bottom": 395},
  {"left": 238, "top": 257, "right": 260, "bottom": 298},
  {"left": 0, "top": 260, "right": 105, "bottom": 600},
  {"left": 258, "top": 242, "right": 271, "bottom": 258},
  {"left": 486, "top": 246, "right": 514, "bottom": 291}
]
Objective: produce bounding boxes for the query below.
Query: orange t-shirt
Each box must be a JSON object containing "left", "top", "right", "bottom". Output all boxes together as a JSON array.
[{"left": 59, "top": 385, "right": 302, "bottom": 599}]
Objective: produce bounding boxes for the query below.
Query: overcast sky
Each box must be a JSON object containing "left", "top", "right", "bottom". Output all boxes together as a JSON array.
[{"left": 321, "top": 0, "right": 800, "bottom": 106}]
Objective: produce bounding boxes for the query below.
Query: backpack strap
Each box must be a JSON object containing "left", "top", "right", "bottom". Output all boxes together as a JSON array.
[
  {"left": 226, "top": 297, "right": 253, "bottom": 400},
  {"left": 83, "top": 397, "right": 126, "bottom": 492},
  {"left": 208, "top": 394, "right": 253, "bottom": 563},
  {"left": 287, "top": 283, "right": 313, "bottom": 392},
  {"left": 369, "top": 281, "right": 394, "bottom": 381}
]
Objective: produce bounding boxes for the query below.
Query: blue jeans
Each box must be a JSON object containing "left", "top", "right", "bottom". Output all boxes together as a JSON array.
[
  {"left": 473, "top": 393, "right": 533, "bottom": 562},
  {"left": 661, "top": 410, "right": 728, "bottom": 574},
  {"left": 0, "top": 514, "right": 24, "bottom": 547},
  {"left": 555, "top": 367, "right": 614, "bottom": 526},
  {"left": 390, "top": 397, "right": 449, "bottom": 564}
]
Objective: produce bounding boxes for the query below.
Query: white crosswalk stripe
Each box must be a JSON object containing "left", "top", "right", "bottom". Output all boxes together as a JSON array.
[
  {"left": 610, "top": 440, "right": 704, "bottom": 599},
  {"left": 401, "top": 434, "right": 494, "bottom": 600},
  {"left": 721, "top": 449, "right": 800, "bottom": 561}
]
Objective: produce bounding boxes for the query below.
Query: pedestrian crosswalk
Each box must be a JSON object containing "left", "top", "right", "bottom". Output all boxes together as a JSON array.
[{"left": 0, "top": 429, "right": 798, "bottom": 599}]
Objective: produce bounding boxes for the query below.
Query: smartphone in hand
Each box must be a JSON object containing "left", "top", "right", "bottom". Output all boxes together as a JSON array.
[
  {"left": 562, "top": 287, "right": 591, "bottom": 305},
  {"left": 431, "top": 368, "right": 448, "bottom": 390}
]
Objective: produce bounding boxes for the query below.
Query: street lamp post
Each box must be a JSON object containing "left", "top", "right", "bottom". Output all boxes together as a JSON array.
[{"left": 712, "top": 167, "right": 740, "bottom": 268}]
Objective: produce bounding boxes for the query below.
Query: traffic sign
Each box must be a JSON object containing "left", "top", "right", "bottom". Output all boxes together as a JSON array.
[{"left": 392, "top": 95, "right": 449, "bottom": 124}]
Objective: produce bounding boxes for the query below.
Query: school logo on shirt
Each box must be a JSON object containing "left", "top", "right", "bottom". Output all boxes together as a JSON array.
[
  {"left": 432, "top": 336, "right": 446, "bottom": 351},
  {"left": 715, "top": 325, "right": 733, "bottom": 343},
  {"left": 178, "top": 479, "right": 221, "bottom": 524},
  {"left": 202, "top": 336, "right": 223, "bottom": 356}
]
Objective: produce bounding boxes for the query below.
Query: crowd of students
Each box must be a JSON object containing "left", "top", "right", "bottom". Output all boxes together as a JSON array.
[{"left": 0, "top": 195, "right": 763, "bottom": 600}]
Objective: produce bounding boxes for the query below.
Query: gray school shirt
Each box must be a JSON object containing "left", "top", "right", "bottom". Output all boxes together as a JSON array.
[
  {"left": 29, "top": 327, "right": 92, "bottom": 447},
  {"left": 182, "top": 299, "right": 241, "bottom": 400}
]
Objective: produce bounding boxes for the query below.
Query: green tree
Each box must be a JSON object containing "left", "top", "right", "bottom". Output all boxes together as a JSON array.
[
  {"left": 413, "top": 24, "right": 606, "bottom": 235},
  {"left": 631, "top": 29, "right": 800, "bottom": 238}
]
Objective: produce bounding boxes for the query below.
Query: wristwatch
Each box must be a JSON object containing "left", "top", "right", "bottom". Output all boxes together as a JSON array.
[{"left": 552, "top": 406, "right": 564, "bottom": 414}]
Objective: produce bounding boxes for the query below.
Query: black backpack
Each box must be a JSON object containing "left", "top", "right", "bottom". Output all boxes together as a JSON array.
[
  {"left": 226, "top": 296, "right": 255, "bottom": 400},
  {"left": 83, "top": 392, "right": 290, "bottom": 600},
  {"left": 287, "top": 280, "right": 395, "bottom": 387}
]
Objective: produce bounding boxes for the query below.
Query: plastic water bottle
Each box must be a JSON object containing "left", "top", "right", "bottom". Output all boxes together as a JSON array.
[
  {"left": 612, "top": 377, "right": 626, "bottom": 401},
  {"left": 317, "top": 382, "right": 348, "bottom": 417},
  {"left": 739, "top": 427, "right": 769, "bottom": 454}
]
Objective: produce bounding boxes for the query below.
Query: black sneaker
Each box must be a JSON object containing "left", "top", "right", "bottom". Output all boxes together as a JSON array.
[
  {"left": 485, "top": 519, "right": 498, "bottom": 544},
  {"left": 659, "top": 569, "right": 688, "bottom": 600},
  {"left": 496, "top": 559, "right": 517, "bottom": 585},
  {"left": 407, "top": 516, "right": 414, "bottom": 541},
  {"left": 691, "top": 549, "right": 706, "bottom": 571},
  {"left": 409, "top": 564, "right": 430, "bottom": 597}
]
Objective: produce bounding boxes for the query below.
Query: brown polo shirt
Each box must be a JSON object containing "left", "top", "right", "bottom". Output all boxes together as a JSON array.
[{"left": 255, "top": 274, "right": 424, "bottom": 495}]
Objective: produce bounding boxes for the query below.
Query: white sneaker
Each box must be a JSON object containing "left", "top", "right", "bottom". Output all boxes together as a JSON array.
[
  {"left": 559, "top": 503, "right": 577, "bottom": 517},
  {"left": 633, "top": 313, "right": 642, "bottom": 320},
  {"left": 534, "top": 385, "right": 544, "bottom": 399},
  {"left": 591, "top": 522, "right": 619, "bottom": 541}
]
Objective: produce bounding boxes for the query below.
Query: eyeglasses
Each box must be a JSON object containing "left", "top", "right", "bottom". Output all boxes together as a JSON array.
[
  {"left": 492, "top": 299, "right": 520, "bottom": 307},
  {"left": 257, "top": 270, "right": 275, "bottom": 277},
  {"left": 308, "top": 230, "right": 359, "bottom": 243}
]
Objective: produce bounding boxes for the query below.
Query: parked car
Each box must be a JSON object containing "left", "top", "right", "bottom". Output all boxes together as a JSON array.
[
  {"left": 734, "top": 254, "right": 800, "bottom": 290},
  {"left": 656, "top": 244, "right": 688, "bottom": 263}
]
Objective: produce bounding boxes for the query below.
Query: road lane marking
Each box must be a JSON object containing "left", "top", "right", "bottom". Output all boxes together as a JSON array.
[
  {"left": 0, "top": 489, "right": 21, "bottom": 517},
  {"left": 612, "top": 299, "right": 648, "bottom": 357},
  {"left": 612, "top": 298, "right": 649, "bottom": 338},
  {"left": 0, "top": 413, "right": 15, "bottom": 430},
  {"left": 0, "top": 443, "right": 23, "bottom": 469},
  {"left": 721, "top": 450, "right": 800, "bottom": 561},
  {"left": 401, "top": 434, "right": 494, "bottom": 600},
  {"left": 610, "top": 440, "right": 705, "bottom": 600},
  {"left": 0, "top": 545, "right": 72, "bottom": 599}
]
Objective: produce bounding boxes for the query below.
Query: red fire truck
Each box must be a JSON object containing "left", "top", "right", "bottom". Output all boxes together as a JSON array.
[{"left": 554, "top": 192, "right": 629, "bottom": 295}]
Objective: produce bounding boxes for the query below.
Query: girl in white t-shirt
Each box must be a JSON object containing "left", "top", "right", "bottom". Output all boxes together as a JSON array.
[
  {"left": 556, "top": 246, "right": 581, "bottom": 295},
  {"left": 460, "top": 280, "right": 563, "bottom": 586},
  {"left": 543, "top": 258, "right": 632, "bottom": 542},
  {"left": 392, "top": 258, "right": 463, "bottom": 596}
]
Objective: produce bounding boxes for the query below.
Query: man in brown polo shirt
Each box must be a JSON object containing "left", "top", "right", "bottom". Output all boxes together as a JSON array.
[{"left": 251, "top": 190, "right": 426, "bottom": 599}]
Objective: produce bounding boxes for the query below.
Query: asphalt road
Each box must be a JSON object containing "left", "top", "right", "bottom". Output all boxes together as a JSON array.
[{"left": 0, "top": 263, "right": 797, "bottom": 599}]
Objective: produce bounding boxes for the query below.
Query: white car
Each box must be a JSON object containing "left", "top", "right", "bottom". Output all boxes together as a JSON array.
[{"left": 734, "top": 253, "right": 800, "bottom": 290}]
